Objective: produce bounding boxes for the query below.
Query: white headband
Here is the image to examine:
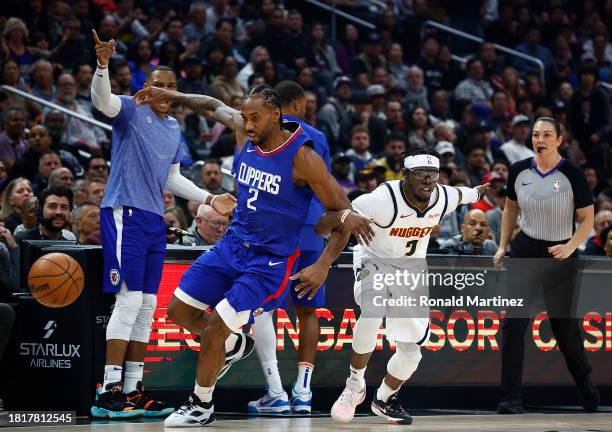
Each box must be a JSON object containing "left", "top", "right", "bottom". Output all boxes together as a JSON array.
[{"left": 404, "top": 154, "right": 440, "bottom": 170}]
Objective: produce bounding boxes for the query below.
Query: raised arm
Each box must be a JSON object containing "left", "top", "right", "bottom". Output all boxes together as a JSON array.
[
  {"left": 133, "top": 86, "right": 248, "bottom": 150},
  {"left": 90, "top": 29, "right": 121, "bottom": 118}
]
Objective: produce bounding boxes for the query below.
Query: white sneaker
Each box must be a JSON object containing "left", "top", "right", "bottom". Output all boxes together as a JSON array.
[
  {"left": 164, "top": 393, "right": 215, "bottom": 427},
  {"left": 247, "top": 387, "right": 291, "bottom": 414},
  {"left": 290, "top": 382, "right": 312, "bottom": 414},
  {"left": 331, "top": 378, "right": 366, "bottom": 423}
]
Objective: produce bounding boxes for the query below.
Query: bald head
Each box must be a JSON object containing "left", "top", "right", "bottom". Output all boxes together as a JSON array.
[
  {"left": 461, "top": 209, "right": 489, "bottom": 246},
  {"left": 195, "top": 204, "right": 229, "bottom": 245},
  {"left": 48, "top": 167, "right": 74, "bottom": 188}
]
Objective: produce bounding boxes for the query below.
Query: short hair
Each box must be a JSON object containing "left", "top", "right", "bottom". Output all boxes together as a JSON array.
[
  {"left": 203, "top": 158, "right": 221, "bottom": 167},
  {"left": 88, "top": 176, "right": 107, "bottom": 186},
  {"left": 216, "top": 17, "right": 235, "bottom": 31},
  {"left": 151, "top": 64, "right": 176, "bottom": 75},
  {"left": 466, "top": 57, "right": 482, "bottom": 71},
  {"left": 465, "top": 141, "right": 486, "bottom": 155},
  {"left": 1, "top": 106, "right": 25, "bottom": 125},
  {"left": 351, "top": 124, "right": 369, "bottom": 138},
  {"left": 39, "top": 186, "right": 73, "bottom": 210},
  {"left": 72, "top": 200, "right": 98, "bottom": 222},
  {"left": 48, "top": 167, "right": 72, "bottom": 186},
  {"left": 492, "top": 159, "right": 510, "bottom": 170},
  {"left": 87, "top": 156, "right": 107, "bottom": 171},
  {"left": 534, "top": 116, "right": 561, "bottom": 137},
  {"left": 579, "top": 63, "right": 598, "bottom": 79},
  {"left": 247, "top": 72, "right": 264, "bottom": 87},
  {"left": 275, "top": 81, "right": 305, "bottom": 107},
  {"left": 385, "top": 132, "right": 407, "bottom": 146}
]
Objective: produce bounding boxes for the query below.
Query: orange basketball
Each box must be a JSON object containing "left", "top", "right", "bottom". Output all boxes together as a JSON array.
[{"left": 28, "top": 252, "right": 85, "bottom": 308}]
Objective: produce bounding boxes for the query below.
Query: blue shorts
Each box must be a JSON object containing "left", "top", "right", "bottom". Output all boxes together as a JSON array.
[
  {"left": 101, "top": 206, "right": 166, "bottom": 294},
  {"left": 287, "top": 249, "right": 326, "bottom": 308},
  {"left": 177, "top": 230, "right": 300, "bottom": 316}
]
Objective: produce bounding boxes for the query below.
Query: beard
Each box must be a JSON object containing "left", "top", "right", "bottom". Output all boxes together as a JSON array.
[{"left": 40, "top": 216, "right": 66, "bottom": 233}]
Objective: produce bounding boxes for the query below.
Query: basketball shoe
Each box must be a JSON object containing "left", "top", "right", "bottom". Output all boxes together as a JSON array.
[
  {"left": 91, "top": 382, "right": 144, "bottom": 419},
  {"left": 248, "top": 386, "right": 291, "bottom": 414},
  {"left": 217, "top": 333, "right": 255, "bottom": 381},
  {"left": 330, "top": 378, "right": 366, "bottom": 423},
  {"left": 126, "top": 381, "right": 174, "bottom": 417},
  {"left": 290, "top": 382, "right": 312, "bottom": 414},
  {"left": 371, "top": 391, "right": 413, "bottom": 424},
  {"left": 164, "top": 393, "right": 215, "bottom": 427}
]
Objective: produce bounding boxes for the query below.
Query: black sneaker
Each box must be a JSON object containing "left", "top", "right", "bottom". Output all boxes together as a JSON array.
[
  {"left": 217, "top": 333, "right": 255, "bottom": 381},
  {"left": 164, "top": 392, "right": 215, "bottom": 427},
  {"left": 126, "top": 381, "right": 174, "bottom": 417},
  {"left": 497, "top": 399, "right": 524, "bottom": 414},
  {"left": 578, "top": 376, "right": 599, "bottom": 413},
  {"left": 371, "top": 391, "right": 413, "bottom": 425},
  {"left": 91, "top": 382, "right": 144, "bottom": 419}
]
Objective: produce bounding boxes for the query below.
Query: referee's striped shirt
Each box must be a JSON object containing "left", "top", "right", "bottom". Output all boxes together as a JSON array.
[{"left": 507, "top": 158, "right": 593, "bottom": 242}]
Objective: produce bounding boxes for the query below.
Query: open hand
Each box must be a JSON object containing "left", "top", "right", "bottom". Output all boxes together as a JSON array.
[{"left": 92, "top": 29, "right": 115, "bottom": 67}]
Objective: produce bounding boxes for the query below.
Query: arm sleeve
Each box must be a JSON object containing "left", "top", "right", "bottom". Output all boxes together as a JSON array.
[
  {"left": 561, "top": 162, "right": 594, "bottom": 209},
  {"left": 91, "top": 66, "right": 122, "bottom": 118},
  {"left": 165, "top": 163, "right": 211, "bottom": 202},
  {"left": 351, "top": 184, "right": 394, "bottom": 227}
]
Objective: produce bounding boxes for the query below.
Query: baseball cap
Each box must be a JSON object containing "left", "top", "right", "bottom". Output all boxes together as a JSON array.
[
  {"left": 366, "top": 84, "right": 385, "bottom": 98},
  {"left": 470, "top": 103, "right": 492, "bottom": 121},
  {"left": 334, "top": 75, "right": 352, "bottom": 89},
  {"left": 511, "top": 114, "right": 530, "bottom": 127},
  {"left": 483, "top": 171, "right": 505, "bottom": 184},
  {"left": 435, "top": 141, "right": 455, "bottom": 156},
  {"left": 349, "top": 90, "right": 370, "bottom": 104}
]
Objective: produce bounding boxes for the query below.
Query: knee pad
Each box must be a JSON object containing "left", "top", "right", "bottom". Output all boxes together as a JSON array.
[
  {"left": 106, "top": 288, "right": 143, "bottom": 341},
  {"left": 129, "top": 294, "right": 157, "bottom": 343},
  {"left": 387, "top": 342, "right": 422, "bottom": 381},
  {"left": 352, "top": 317, "right": 383, "bottom": 354}
]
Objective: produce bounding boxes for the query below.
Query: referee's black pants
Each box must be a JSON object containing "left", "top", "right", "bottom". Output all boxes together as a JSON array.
[{"left": 500, "top": 232, "right": 592, "bottom": 401}]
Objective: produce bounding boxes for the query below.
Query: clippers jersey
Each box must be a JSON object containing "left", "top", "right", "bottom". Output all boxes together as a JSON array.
[
  {"left": 231, "top": 121, "right": 314, "bottom": 256},
  {"left": 352, "top": 181, "right": 461, "bottom": 260}
]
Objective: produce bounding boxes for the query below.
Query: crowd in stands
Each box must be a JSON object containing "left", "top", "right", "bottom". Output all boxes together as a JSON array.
[{"left": 2, "top": 0, "right": 612, "bottom": 299}]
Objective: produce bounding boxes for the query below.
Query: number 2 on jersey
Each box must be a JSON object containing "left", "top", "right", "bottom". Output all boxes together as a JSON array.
[
  {"left": 247, "top": 188, "right": 259, "bottom": 210},
  {"left": 405, "top": 239, "right": 418, "bottom": 256}
]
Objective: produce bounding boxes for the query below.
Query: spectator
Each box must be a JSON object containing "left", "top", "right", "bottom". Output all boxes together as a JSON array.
[
  {"left": 1, "top": 59, "right": 41, "bottom": 119},
  {"left": 236, "top": 46, "right": 269, "bottom": 90},
  {"left": 163, "top": 189, "right": 176, "bottom": 209},
  {"left": 128, "top": 39, "right": 155, "bottom": 93},
  {"left": 177, "top": 55, "right": 210, "bottom": 96},
  {"left": 525, "top": 74, "right": 548, "bottom": 111},
  {"left": 164, "top": 206, "right": 188, "bottom": 244},
  {"left": 437, "top": 44, "right": 462, "bottom": 91},
  {"left": 429, "top": 90, "right": 454, "bottom": 124},
  {"left": 331, "top": 153, "right": 356, "bottom": 194},
  {"left": 583, "top": 164, "right": 599, "bottom": 199},
  {"left": 404, "top": 65, "right": 429, "bottom": 112},
  {"left": 254, "top": 59, "right": 280, "bottom": 87},
  {"left": 0, "top": 225, "right": 19, "bottom": 295},
  {"left": 73, "top": 64, "right": 94, "bottom": 112},
  {"left": 30, "top": 58, "right": 57, "bottom": 101},
  {"left": 486, "top": 186, "right": 507, "bottom": 244},
  {"left": 85, "top": 156, "right": 109, "bottom": 181},
  {"left": 387, "top": 43, "right": 409, "bottom": 89},
  {"left": 513, "top": 27, "right": 555, "bottom": 79},
  {"left": 354, "top": 169, "right": 378, "bottom": 193},
  {"left": 211, "top": 56, "right": 244, "bottom": 105},
  {"left": 371, "top": 132, "right": 407, "bottom": 181},
  {"left": 71, "top": 179, "right": 89, "bottom": 207},
  {"left": 96, "top": 15, "right": 128, "bottom": 61},
  {"left": 184, "top": 204, "right": 229, "bottom": 246},
  {"left": 584, "top": 210, "right": 612, "bottom": 255},
  {"left": 436, "top": 141, "right": 456, "bottom": 166},
  {"left": 0, "top": 161, "right": 6, "bottom": 183},
  {"left": 491, "top": 159, "right": 510, "bottom": 182},
  {"left": 485, "top": 3, "right": 520, "bottom": 48},
  {"left": 418, "top": 36, "right": 443, "bottom": 92},
  {"left": 367, "top": 85, "right": 386, "bottom": 120},
  {"left": 199, "top": 159, "right": 224, "bottom": 194},
  {"left": 345, "top": 125, "right": 373, "bottom": 173},
  {"left": 86, "top": 177, "right": 105, "bottom": 207},
  {"left": 48, "top": 16, "right": 93, "bottom": 71},
  {"left": 406, "top": 106, "right": 435, "bottom": 149},
  {"left": 0, "top": 177, "right": 33, "bottom": 233},
  {"left": 111, "top": 0, "right": 149, "bottom": 42},
  {"left": 306, "top": 22, "right": 342, "bottom": 76},
  {"left": 32, "top": 151, "right": 62, "bottom": 194},
  {"left": 113, "top": 60, "right": 133, "bottom": 96},
  {"left": 602, "top": 226, "right": 612, "bottom": 258},
  {"left": 490, "top": 90, "right": 512, "bottom": 126},
  {"left": 479, "top": 41, "right": 503, "bottom": 81},
  {"left": 566, "top": 64, "right": 612, "bottom": 179},
  {"left": 251, "top": 8, "right": 287, "bottom": 65},
  {"left": 184, "top": 2, "right": 209, "bottom": 42},
  {"left": 335, "top": 23, "right": 360, "bottom": 74},
  {"left": 0, "top": 107, "right": 28, "bottom": 170},
  {"left": 440, "top": 209, "right": 498, "bottom": 255},
  {"left": 73, "top": 200, "right": 100, "bottom": 244},
  {"left": 304, "top": 91, "right": 318, "bottom": 127},
  {"left": 465, "top": 142, "right": 488, "bottom": 186},
  {"left": 318, "top": 76, "right": 352, "bottom": 148},
  {"left": 350, "top": 33, "right": 387, "bottom": 88},
  {"left": 473, "top": 171, "right": 506, "bottom": 213},
  {"left": 205, "top": 0, "right": 231, "bottom": 34},
  {"left": 340, "top": 91, "right": 387, "bottom": 153},
  {"left": 3, "top": 17, "right": 41, "bottom": 70},
  {"left": 501, "top": 115, "right": 535, "bottom": 164},
  {"left": 14, "top": 186, "right": 73, "bottom": 243},
  {"left": 48, "top": 167, "right": 74, "bottom": 189},
  {"left": 44, "top": 110, "right": 69, "bottom": 149},
  {"left": 385, "top": 100, "right": 406, "bottom": 134},
  {"left": 13, "top": 195, "right": 38, "bottom": 235},
  {"left": 202, "top": 18, "right": 241, "bottom": 62},
  {"left": 454, "top": 58, "right": 494, "bottom": 103},
  {"left": 285, "top": 9, "right": 309, "bottom": 69}
]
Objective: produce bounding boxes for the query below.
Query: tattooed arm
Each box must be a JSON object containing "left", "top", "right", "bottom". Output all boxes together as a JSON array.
[{"left": 133, "top": 87, "right": 247, "bottom": 150}]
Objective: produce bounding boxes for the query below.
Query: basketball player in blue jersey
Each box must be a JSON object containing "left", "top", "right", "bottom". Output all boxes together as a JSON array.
[
  {"left": 133, "top": 84, "right": 375, "bottom": 427},
  {"left": 247, "top": 81, "right": 332, "bottom": 414},
  {"left": 89, "top": 30, "right": 237, "bottom": 419}
]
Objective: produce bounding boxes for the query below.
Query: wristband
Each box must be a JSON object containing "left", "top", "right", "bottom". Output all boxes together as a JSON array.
[
  {"left": 210, "top": 195, "right": 218, "bottom": 207},
  {"left": 97, "top": 62, "right": 108, "bottom": 70},
  {"left": 340, "top": 209, "right": 352, "bottom": 224}
]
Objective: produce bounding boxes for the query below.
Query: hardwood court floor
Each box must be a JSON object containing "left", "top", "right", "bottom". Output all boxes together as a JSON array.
[{"left": 2, "top": 413, "right": 612, "bottom": 432}]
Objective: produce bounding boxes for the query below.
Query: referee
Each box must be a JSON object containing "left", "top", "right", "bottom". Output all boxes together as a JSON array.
[{"left": 493, "top": 117, "right": 598, "bottom": 414}]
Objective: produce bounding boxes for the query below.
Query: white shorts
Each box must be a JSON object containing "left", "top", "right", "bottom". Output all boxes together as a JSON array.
[{"left": 353, "top": 256, "right": 430, "bottom": 345}]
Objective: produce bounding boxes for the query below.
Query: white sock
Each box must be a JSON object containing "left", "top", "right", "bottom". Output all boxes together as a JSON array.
[
  {"left": 225, "top": 333, "right": 239, "bottom": 353},
  {"left": 194, "top": 382, "right": 215, "bottom": 403},
  {"left": 295, "top": 362, "right": 314, "bottom": 393},
  {"left": 103, "top": 364, "right": 122, "bottom": 389},
  {"left": 252, "top": 311, "right": 284, "bottom": 394},
  {"left": 349, "top": 364, "right": 366, "bottom": 388},
  {"left": 261, "top": 361, "right": 284, "bottom": 395},
  {"left": 377, "top": 380, "right": 398, "bottom": 403},
  {"left": 123, "top": 361, "right": 144, "bottom": 394}
]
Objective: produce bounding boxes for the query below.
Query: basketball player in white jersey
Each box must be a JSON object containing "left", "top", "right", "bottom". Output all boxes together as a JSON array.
[{"left": 314, "top": 148, "right": 489, "bottom": 424}]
